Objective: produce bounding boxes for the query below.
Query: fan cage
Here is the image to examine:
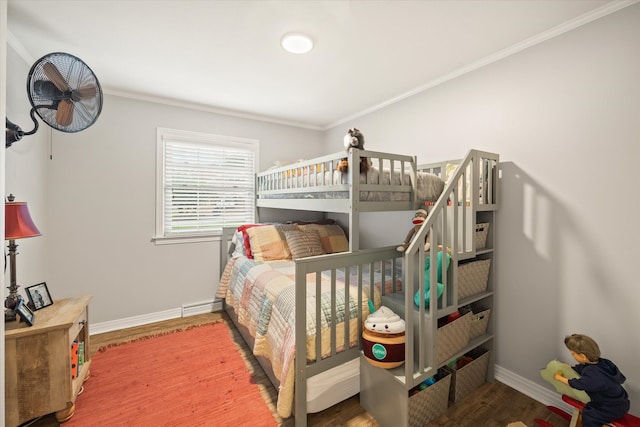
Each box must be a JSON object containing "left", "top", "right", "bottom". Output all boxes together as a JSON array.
[{"left": 27, "top": 52, "right": 103, "bottom": 133}]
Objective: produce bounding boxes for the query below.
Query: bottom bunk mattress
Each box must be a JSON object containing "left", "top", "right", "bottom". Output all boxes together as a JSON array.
[{"left": 217, "top": 256, "right": 401, "bottom": 418}]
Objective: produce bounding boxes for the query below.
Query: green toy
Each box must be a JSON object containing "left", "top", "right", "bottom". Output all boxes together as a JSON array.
[
  {"left": 539, "top": 359, "right": 590, "bottom": 403},
  {"left": 414, "top": 251, "right": 450, "bottom": 308}
]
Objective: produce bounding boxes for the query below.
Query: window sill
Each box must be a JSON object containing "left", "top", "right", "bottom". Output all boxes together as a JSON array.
[{"left": 152, "top": 234, "right": 222, "bottom": 245}]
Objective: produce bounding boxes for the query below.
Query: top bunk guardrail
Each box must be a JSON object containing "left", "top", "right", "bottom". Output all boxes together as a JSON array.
[
  {"left": 419, "top": 151, "right": 498, "bottom": 209},
  {"left": 255, "top": 148, "right": 425, "bottom": 213}
]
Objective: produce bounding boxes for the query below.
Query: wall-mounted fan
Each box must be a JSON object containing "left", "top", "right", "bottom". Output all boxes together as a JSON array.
[{"left": 5, "top": 52, "right": 103, "bottom": 148}]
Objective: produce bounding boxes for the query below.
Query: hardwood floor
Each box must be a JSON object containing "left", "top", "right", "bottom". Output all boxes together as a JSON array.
[{"left": 19, "top": 312, "right": 567, "bottom": 427}]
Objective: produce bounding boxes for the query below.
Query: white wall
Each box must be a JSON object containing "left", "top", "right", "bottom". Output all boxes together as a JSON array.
[
  {"left": 5, "top": 46, "right": 49, "bottom": 303},
  {"left": 49, "top": 94, "right": 326, "bottom": 324},
  {"left": 325, "top": 3, "right": 640, "bottom": 413}
]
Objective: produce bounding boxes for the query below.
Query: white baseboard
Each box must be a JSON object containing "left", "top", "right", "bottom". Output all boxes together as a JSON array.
[
  {"left": 495, "top": 364, "right": 573, "bottom": 414},
  {"left": 90, "top": 307, "right": 180, "bottom": 335},
  {"left": 91, "top": 298, "right": 224, "bottom": 335}
]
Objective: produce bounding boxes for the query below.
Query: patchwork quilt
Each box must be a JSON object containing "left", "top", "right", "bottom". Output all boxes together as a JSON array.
[{"left": 217, "top": 256, "right": 401, "bottom": 417}]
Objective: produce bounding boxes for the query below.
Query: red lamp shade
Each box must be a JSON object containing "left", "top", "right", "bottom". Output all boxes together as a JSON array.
[{"left": 5, "top": 201, "right": 41, "bottom": 239}]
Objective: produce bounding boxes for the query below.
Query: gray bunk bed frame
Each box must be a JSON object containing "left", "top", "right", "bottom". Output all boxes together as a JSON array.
[{"left": 220, "top": 148, "right": 499, "bottom": 427}]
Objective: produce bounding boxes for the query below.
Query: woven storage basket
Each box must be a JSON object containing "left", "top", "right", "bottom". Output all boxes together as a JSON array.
[
  {"left": 408, "top": 370, "right": 451, "bottom": 427},
  {"left": 475, "top": 223, "right": 490, "bottom": 249},
  {"left": 446, "top": 350, "right": 490, "bottom": 403},
  {"left": 437, "top": 312, "right": 471, "bottom": 365},
  {"left": 469, "top": 308, "right": 491, "bottom": 340},
  {"left": 458, "top": 259, "right": 491, "bottom": 299}
]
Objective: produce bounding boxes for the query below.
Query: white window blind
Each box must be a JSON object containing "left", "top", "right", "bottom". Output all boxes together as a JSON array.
[{"left": 156, "top": 128, "right": 258, "bottom": 240}]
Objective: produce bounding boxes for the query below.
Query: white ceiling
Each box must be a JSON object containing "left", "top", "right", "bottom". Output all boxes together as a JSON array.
[{"left": 6, "top": 0, "right": 630, "bottom": 130}]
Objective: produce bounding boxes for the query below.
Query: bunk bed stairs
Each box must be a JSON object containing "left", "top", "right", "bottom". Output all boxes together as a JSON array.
[{"left": 359, "top": 149, "right": 499, "bottom": 427}]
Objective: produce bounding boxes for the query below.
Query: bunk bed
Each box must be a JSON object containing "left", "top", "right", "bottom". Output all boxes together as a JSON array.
[{"left": 217, "top": 148, "right": 499, "bottom": 427}]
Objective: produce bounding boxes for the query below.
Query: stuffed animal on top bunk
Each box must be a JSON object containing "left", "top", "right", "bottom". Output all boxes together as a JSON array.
[
  {"left": 396, "top": 209, "right": 431, "bottom": 252},
  {"left": 337, "top": 128, "right": 370, "bottom": 174}
]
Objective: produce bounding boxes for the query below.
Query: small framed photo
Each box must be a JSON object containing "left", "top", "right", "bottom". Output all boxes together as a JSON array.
[
  {"left": 15, "top": 299, "right": 35, "bottom": 326},
  {"left": 25, "top": 282, "right": 53, "bottom": 311}
]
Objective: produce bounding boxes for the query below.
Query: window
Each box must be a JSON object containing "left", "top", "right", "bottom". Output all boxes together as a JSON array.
[{"left": 156, "top": 128, "right": 258, "bottom": 242}]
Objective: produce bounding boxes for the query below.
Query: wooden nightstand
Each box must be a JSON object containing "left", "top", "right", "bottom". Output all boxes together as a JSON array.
[{"left": 4, "top": 295, "right": 92, "bottom": 426}]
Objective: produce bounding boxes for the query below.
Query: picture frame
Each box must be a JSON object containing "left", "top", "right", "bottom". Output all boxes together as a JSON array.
[
  {"left": 25, "top": 282, "right": 53, "bottom": 311},
  {"left": 15, "top": 299, "right": 35, "bottom": 326}
]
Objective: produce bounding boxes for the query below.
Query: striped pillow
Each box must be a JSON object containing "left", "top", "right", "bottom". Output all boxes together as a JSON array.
[
  {"left": 298, "top": 224, "right": 349, "bottom": 253},
  {"left": 284, "top": 230, "right": 326, "bottom": 259}
]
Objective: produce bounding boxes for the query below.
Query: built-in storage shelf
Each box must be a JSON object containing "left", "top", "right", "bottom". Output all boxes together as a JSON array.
[
  {"left": 459, "top": 290, "right": 494, "bottom": 307},
  {"left": 477, "top": 204, "right": 498, "bottom": 212},
  {"left": 458, "top": 249, "right": 493, "bottom": 261},
  {"left": 371, "top": 332, "right": 494, "bottom": 386},
  {"left": 363, "top": 212, "right": 497, "bottom": 425},
  {"left": 361, "top": 151, "right": 499, "bottom": 427},
  {"left": 476, "top": 248, "right": 493, "bottom": 255}
]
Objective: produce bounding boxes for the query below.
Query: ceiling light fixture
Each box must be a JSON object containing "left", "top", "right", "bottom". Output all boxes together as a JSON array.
[{"left": 281, "top": 32, "right": 314, "bottom": 54}]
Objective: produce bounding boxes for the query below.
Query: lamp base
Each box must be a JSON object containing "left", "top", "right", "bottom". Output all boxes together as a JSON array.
[
  {"left": 4, "top": 293, "right": 22, "bottom": 322},
  {"left": 5, "top": 308, "right": 18, "bottom": 322}
]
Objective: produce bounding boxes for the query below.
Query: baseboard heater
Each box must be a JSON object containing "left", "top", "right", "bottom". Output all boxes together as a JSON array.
[{"left": 181, "top": 299, "right": 223, "bottom": 317}]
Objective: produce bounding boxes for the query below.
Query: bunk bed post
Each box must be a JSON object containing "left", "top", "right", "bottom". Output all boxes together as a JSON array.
[
  {"left": 349, "top": 147, "right": 360, "bottom": 251},
  {"left": 294, "top": 261, "right": 309, "bottom": 427},
  {"left": 471, "top": 153, "right": 478, "bottom": 252},
  {"left": 410, "top": 155, "right": 418, "bottom": 209},
  {"left": 404, "top": 248, "right": 416, "bottom": 380},
  {"left": 219, "top": 227, "right": 234, "bottom": 277}
]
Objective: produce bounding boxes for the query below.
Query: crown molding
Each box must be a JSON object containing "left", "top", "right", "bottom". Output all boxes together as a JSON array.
[
  {"left": 326, "top": 0, "right": 640, "bottom": 130},
  {"left": 103, "top": 88, "right": 324, "bottom": 131},
  {"left": 6, "top": 29, "right": 33, "bottom": 65}
]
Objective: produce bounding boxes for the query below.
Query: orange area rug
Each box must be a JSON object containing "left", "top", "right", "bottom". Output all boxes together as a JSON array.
[{"left": 66, "top": 322, "right": 276, "bottom": 426}]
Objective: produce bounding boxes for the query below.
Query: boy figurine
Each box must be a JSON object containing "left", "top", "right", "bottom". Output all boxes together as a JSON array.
[{"left": 554, "top": 334, "right": 630, "bottom": 427}]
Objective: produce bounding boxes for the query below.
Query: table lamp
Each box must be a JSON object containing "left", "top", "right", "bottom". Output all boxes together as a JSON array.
[{"left": 5, "top": 194, "right": 41, "bottom": 322}]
